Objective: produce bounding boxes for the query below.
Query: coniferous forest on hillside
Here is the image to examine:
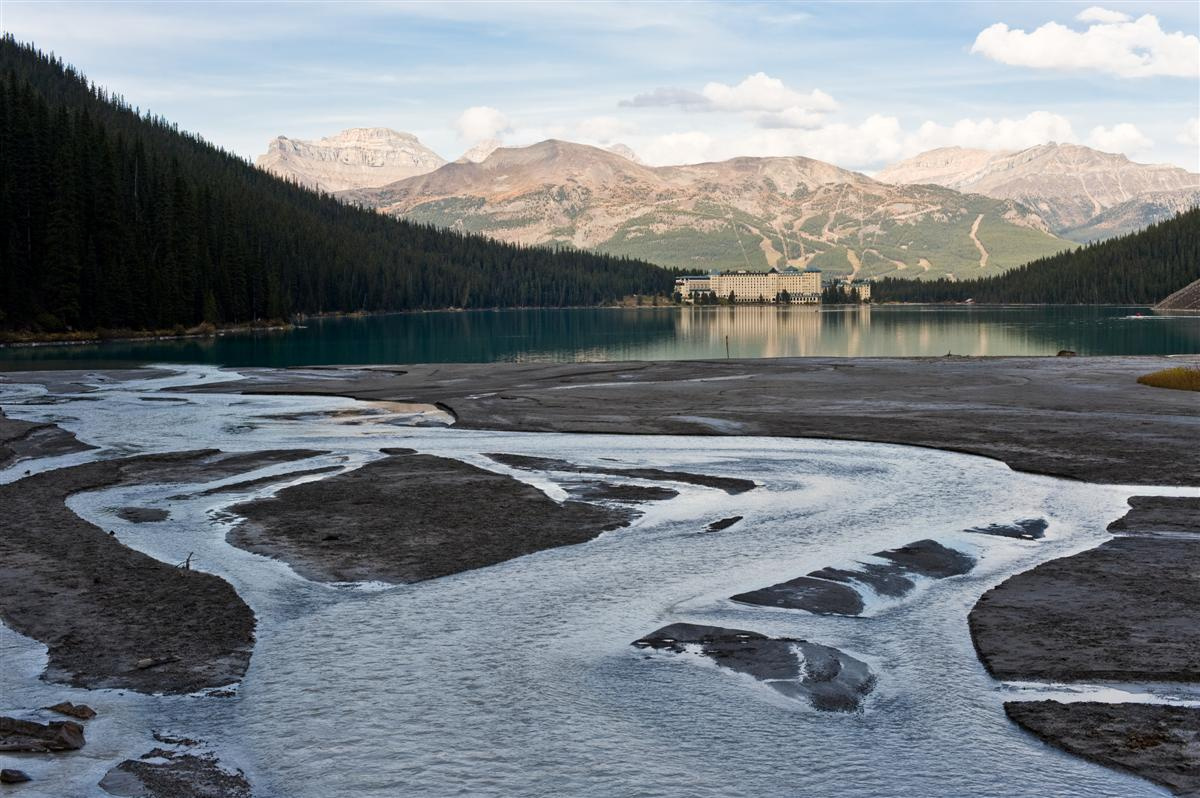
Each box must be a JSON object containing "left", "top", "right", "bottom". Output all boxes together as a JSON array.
[
  {"left": 874, "top": 209, "right": 1200, "bottom": 305},
  {"left": 0, "top": 37, "right": 675, "bottom": 334}
]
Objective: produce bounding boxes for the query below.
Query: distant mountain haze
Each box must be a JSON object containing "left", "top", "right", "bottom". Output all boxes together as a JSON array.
[
  {"left": 340, "top": 139, "right": 1067, "bottom": 280},
  {"left": 256, "top": 128, "right": 446, "bottom": 192},
  {"left": 877, "top": 143, "right": 1200, "bottom": 242}
]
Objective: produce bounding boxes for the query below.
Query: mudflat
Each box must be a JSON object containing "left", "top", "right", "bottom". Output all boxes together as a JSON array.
[
  {"left": 185, "top": 355, "right": 1200, "bottom": 486},
  {"left": 0, "top": 448, "right": 321, "bottom": 694},
  {"left": 229, "top": 449, "right": 637, "bottom": 583}
]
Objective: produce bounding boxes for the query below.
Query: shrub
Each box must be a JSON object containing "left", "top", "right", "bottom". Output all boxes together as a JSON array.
[{"left": 1137, "top": 366, "right": 1200, "bottom": 392}]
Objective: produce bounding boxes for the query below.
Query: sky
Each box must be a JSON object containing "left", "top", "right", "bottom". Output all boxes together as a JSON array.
[{"left": 2, "top": 1, "right": 1198, "bottom": 172}]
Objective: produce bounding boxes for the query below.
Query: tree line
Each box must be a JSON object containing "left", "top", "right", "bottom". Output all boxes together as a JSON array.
[
  {"left": 0, "top": 37, "right": 676, "bottom": 334},
  {"left": 873, "top": 209, "right": 1199, "bottom": 305}
]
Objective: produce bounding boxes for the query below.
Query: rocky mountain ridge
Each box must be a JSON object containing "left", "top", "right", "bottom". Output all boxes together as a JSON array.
[
  {"left": 256, "top": 127, "right": 446, "bottom": 192},
  {"left": 342, "top": 139, "right": 1068, "bottom": 279},
  {"left": 877, "top": 143, "right": 1200, "bottom": 241}
]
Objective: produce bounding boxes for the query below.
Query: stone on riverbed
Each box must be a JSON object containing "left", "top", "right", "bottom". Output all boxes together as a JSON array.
[
  {"left": 633, "top": 623, "right": 875, "bottom": 712},
  {"left": 1004, "top": 701, "right": 1200, "bottom": 796},
  {"left": 1, "top": 769, "right": 32, "bottom": 784},
  {"left": 99, "top": 750, "right": 251, "bottom": 798},
  {"left": 115, "top": 507, "right": 169, "bottom": 524},
  {"left": 45, "top": 701, "right": 97, "bottom": 720},
  {"left": 0, "top": 717, "right": 85, "bottom": 752},
  {"left": 733, "top": 538, "right": 975, "bottom": 615},
  {"left": 966, "top": 518, "right": 1048, "bottom": 540}
]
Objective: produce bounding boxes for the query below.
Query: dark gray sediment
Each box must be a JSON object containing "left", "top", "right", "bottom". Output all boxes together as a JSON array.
[
  {"left": 1004, "top": 701, "right": 1200, "bottom": 797},
  {"left": 966, "top": 518, "right": 1048, "bottom": 540},
  {"left": 186, "top": 356, "right": 1200, "bottom": 486},
  {"left": 633, "top": 623, "right": 875, "bottom": 712},
  {"left": 969, "top": 536, "right": 1200, "bottom": 683},
  {"left": 0, "top": 449, "right": 321, "bottom": 693},
  {"left": 1107, "top": 496, "right": 1200, "bottom": 535},
  {"left": 229, "top": 450, "right": 637, "bottom": 583},
  {"left": 734, "top": 538, "right": 975, "bottom": 615},
  {"left": 0, "top": 408, "right": 94, "bottom": 468}
]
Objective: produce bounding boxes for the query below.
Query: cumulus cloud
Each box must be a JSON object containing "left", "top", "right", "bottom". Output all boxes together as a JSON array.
[
  {"left": 1178, "top": 117, "right": 1200, "bottom": 147},
  {"left": 454, "top": 106, "right": 511, "bottom": 141},
  {"left": 971, "top": 10, "right": 1200, "bottom": 78},
  {"left": 910, "top": 111, "right": 1077, "bottom": 152},
  {"left": 1086, "top": 123, "right": 1153, "bottom": 154},
  {"left": 619, "top": 73, "right": 837, "bottom": 128},
  {"left": 700, "top": 73, "right": 837, "bottom": 114},
  {"left": 633, "top": 111, "right": 1128, "bottom": 169},
  {"left": 1076, "top": 7, "right": 1130, "bottom": 24}
]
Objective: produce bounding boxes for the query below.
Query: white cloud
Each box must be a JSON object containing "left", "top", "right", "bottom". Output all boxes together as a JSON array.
[
  {"left": 1086, "top": 123, "right": 1153, "bottom": 154},
  {"left": 911, "top": 111, "right": 1077, "bottom": 152},
  {"left": 636, "top": 111, "right": 1101, "bottom": 169},
  {"left": 1178, "top": 118, "right": 1200, "bottom": 147},
  {"left": 454, "top": 106, "right": 511, "bottom": 141},
  {"left": 619, "top": 73, "right": 837, "bottom": 129},
  {"left": 701, "top": 73, "right": 837, "bottom": 113},
  {"left": 971, "top": 11, "right": 1200, "bottom": 78},
  {"left": 1076, "top": 7, "right": 1130, "bottom": 24}
]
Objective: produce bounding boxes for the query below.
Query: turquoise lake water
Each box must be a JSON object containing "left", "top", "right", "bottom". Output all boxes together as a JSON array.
[{"left": 2, "top": 305, "right": 1197, "bottom": 370}]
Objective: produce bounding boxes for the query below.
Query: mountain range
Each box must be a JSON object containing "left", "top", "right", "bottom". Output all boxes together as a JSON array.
[
  {"left": 877, "top": 144, "right": 1200, "bottom": 242},
  {"left": 256, "top": 128, "right": 447, "bottom": 193},
  {"left": 257, "top": 130, "right": 1199, "bottom": 279}
]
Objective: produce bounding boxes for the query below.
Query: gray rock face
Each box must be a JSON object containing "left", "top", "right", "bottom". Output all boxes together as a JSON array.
[
  {"left": 1005, "top": 701, "right": 1200, "bottom": 796},
  {"left": 0, "top": 717, "right": 85, "bottom": 752},
  {"left": 255, "top": 127, "right": 446, "bottom": 192},
  {"left": 733, "top": 539, "right": 975, "bottom": 615},
  {"left": 633, "top": 623, "right": 875, "bottom": 712}
]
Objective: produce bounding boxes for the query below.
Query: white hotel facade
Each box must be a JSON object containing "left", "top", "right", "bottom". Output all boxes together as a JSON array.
[{"left": 675, "top": 266, "right": 823, "bottom": 304}]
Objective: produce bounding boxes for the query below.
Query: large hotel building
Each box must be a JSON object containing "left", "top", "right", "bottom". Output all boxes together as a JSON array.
[{"left": 675, "top": 267, "right": 824, "bottom": 303}]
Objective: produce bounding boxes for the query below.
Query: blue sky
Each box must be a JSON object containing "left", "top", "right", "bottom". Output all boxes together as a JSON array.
[{"left": 2, "top": 1, "right": 1197, "bottom": 171}]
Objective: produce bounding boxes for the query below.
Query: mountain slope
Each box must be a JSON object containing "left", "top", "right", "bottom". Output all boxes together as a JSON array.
[
  {"left": 0, "top": 38, "right": 672, "bottom": 334},
  {"left": 345, "top": 140, "right": 1069, "bottom": 280},
  {"left": 256, "top": 127, "right": 446, "bottom": 192},
  {"left": 878, "top": 144, "right": 1200, "bottom": 241},
  {"left": 874, "top": 209, "right": 1200, "bottom": 304}
]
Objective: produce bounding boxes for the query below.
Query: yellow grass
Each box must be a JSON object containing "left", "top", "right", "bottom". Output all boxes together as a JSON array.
[{"left": 1137, "top": 366, "right": 1200, "bottom": 392}]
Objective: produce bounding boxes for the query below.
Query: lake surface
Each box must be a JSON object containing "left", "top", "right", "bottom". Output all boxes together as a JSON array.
[
  {"left": 2, "top": 366, "right": 1194, "bottom": 797},
  {"left": 2, "top": 306, "right": 1197, "bottom": 370}
]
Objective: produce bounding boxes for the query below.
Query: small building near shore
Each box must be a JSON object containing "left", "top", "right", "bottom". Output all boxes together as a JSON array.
[{"left": 676, "top": 267, "right": 822, "bottom": 304}]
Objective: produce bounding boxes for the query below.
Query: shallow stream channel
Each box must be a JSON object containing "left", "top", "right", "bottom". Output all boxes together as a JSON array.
[{"left": 1, "top": 365, "right": 1195, "bottom": 797}]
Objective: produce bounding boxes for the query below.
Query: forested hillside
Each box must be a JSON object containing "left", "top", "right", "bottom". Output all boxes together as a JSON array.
[
  {"left": 874, "top": 208, "right": 1200, "bottom": 304},
  {"left": 0, "top": 37, "right": 673, "bottom": 334}
]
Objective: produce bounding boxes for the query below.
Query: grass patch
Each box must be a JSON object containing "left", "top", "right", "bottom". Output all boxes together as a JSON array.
[{"left": 1137, "top": 366, "right": 1200, "bottom": 392}]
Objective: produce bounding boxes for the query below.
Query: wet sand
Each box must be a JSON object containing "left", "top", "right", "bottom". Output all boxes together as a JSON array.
[
  {"left": 183, "top": 355, "right": 1200, "bottom": 486},
  {"left": 0, "top": 449, "right": 320, "bottom": 694},
  {"left": 1004, "top": 702, "right": 1200, "bottom": 796},
  {"left": 229, "top": 449, "right": 637, "bottom": 583}
]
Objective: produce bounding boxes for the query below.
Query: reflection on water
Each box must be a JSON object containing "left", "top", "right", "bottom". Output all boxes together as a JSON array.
[{"left": 1, "top": 306, "right": 1197, "bottom": 369}]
